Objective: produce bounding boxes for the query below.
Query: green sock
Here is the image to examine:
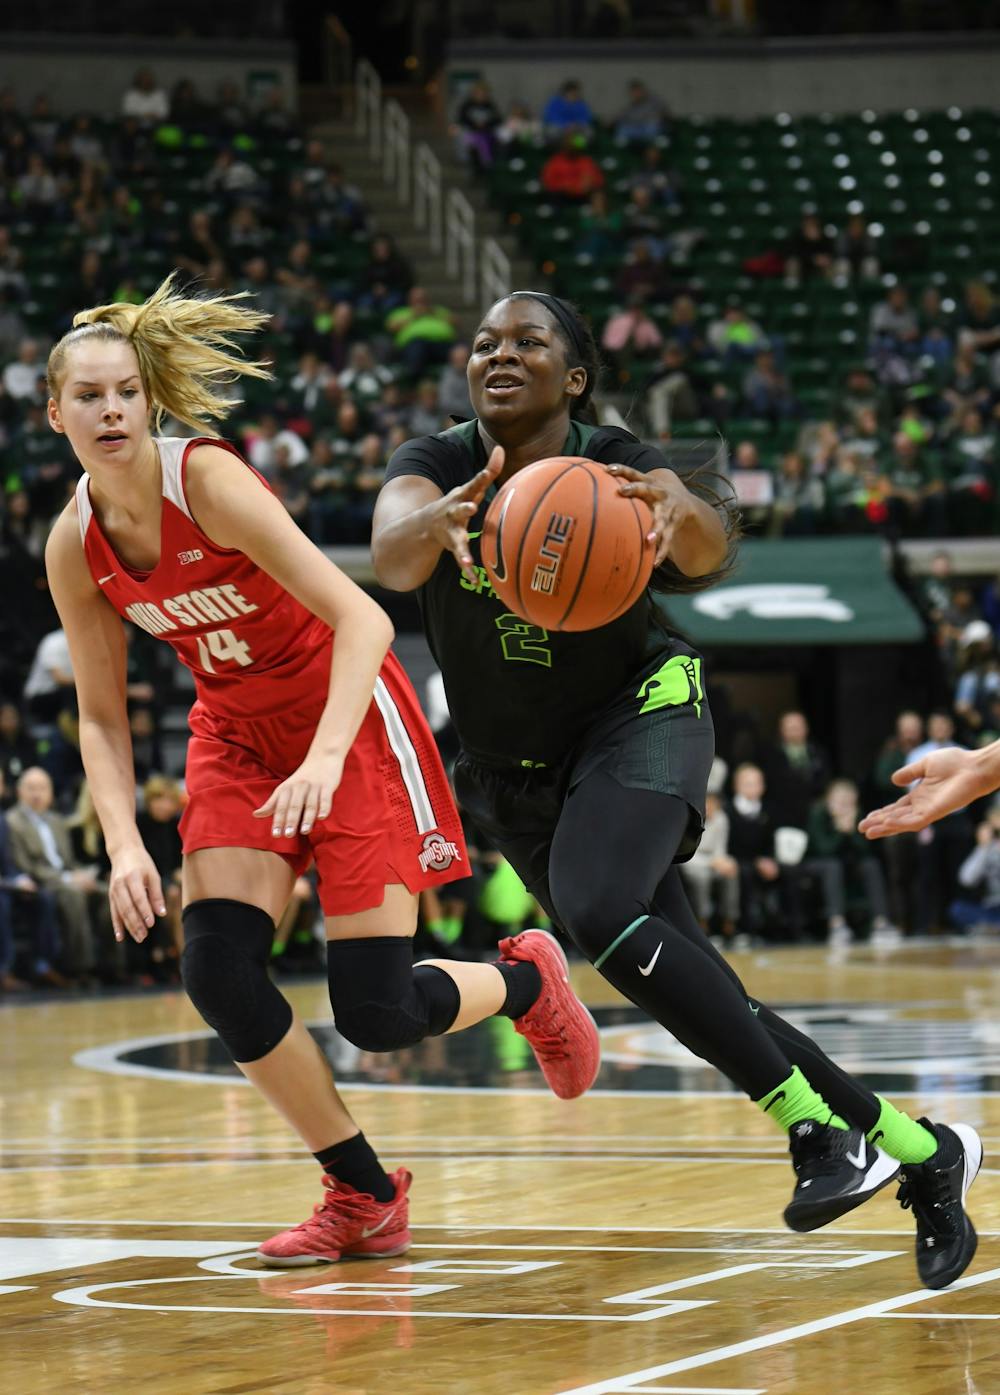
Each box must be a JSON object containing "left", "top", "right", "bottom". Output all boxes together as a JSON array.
[
  {"left": 270, "top": 941, "right": 285, "bottom": 959},
  {"left": 866, "top": 1097, "right": 937, "bottom": 1164},
  {"left": 756, "top": 1065, "right": 849, "bottom": 1134}
]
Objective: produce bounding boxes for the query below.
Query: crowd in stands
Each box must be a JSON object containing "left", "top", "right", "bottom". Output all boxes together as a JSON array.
[{"left": 1, "top": 74, "right": 1000, "bottom": 990}]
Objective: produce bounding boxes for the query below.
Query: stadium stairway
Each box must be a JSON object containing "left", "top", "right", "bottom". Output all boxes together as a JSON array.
[{"left": 311, "top": 111, "right": 535, "bottom": 338}]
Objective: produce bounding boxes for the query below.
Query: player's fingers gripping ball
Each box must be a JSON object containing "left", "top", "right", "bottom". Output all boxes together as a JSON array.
[{"left": 482, "top": 457, "right": 654, "bottom": 632}]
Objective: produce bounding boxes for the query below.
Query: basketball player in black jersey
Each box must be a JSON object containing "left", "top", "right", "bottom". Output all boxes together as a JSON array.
[{"left": 371, "top": 291, "right": 981, "bottom": 1287}]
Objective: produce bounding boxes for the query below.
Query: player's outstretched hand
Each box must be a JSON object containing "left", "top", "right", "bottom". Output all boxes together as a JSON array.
[
  {"left": 605, "top": 463, "right": 691, "bottom": 566},
  {"left": 108, "top": 846, "right": 167, "bottom": 944},
  {"left": 428, "top": 446, "right": 504, "bottom": 582},
  {"left": 859, "top": 746, "right": 991, "bottom": 839},
  {"left": 254, "top": 751, "right": 347, "bottom": 839}
]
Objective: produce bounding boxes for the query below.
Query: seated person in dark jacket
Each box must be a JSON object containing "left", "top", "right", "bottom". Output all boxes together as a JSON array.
[
  {"left": 0, "top": 768, "right": 63, "bottom": 990},
  {"left": 727, "top": 763, "right": 785, "bottom": 938},
  {"left": 791, "top": 779, "right": 896, "bottom": 945},
  {"left": 761, "top": 710, "right": 831, "bottom": 831}
]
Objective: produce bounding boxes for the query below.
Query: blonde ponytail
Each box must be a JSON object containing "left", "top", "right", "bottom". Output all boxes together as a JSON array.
[{"left": 47, "top": 273, "right": 272, "bottom": 433}]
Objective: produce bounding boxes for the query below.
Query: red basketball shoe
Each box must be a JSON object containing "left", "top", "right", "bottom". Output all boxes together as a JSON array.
[
  {"left": 256, "top": 1167, "right": 412, "bottom": 1267},
  {"left": 497, "top": 928, "right": 601, "bottom": 1099}
]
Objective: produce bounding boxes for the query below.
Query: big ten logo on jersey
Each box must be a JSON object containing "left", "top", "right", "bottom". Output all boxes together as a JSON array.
[
  {"left": 418, "top": 831, "right": 462, "bottom": 874},
  {"left": 530, "top": 512, "right": 574, "bottom": 595},
  {"left": 124, "top": 583, "right": 259, "bottom": 675},
  {"left": 177, "top": 549, "right": 204, "bottom": 565}
]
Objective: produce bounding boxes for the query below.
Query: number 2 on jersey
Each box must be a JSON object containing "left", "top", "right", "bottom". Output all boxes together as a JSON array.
[
  {"left": 196, "top": 628, "right": 253, "bottom": 674},
  {"left": 495, "top": 613, "right": 552, "bottom": 667}
]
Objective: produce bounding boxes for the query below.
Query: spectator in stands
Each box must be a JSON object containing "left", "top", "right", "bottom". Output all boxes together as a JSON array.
[
  {"left": 646, "top": 342, "right": 700, "bottom": 436},
  {"left": 667, "top": 293, "right": 707, "bottom": 358},
  {"left": 728, "top": 440, "right": 774, "bottom": 528},
  {"left": 540, "top": 134, "right": 605, "bottom": 204},
  {"left": 215, "top": 79, "right": 248, "bottom": 133},
  {"left": 175, "top": 209, "right": 225, "bottom": 282},
  {"left": 770, "top": 451, "right": 823, "bottom": 535},
  {"left": 204, "top": 146, "right": 261, "bottom": 203},
  {"left": 824, "top": 450, "right": 869, "bottom": 531},
  {"left": 23, "top": 626, "right": 74, "bottom": 724},
  {"left": 707, "top": 303, "right": 768, "bottom": 364},
  {"left": 454, "top": 80, "right": 503, "bottom": 169},
  {"left": 601, "top": 293, "right": 663, "bottom": 369},
  {"left": 841, "top": 404, "right": 885, "bottom": 462},
  {"left": 3, "top": 338, "right": 45, "bottom": 402},
  {"left": 338, "top": 343, "right": 394, "bottom": 407},
  {"left": 942, "top": 340, "right": 992, "bottom": 426},
  {"left": 0, "top": 767, "right": 64, "bottom": 991},
  {"left": 169, "top": 78, "right": 206, "bottom": 124},
  {"left": 870, "top": 710, "right": 925, "bottom": 932},
  {"left": 626, "top": 143, "right": 679, "bottom": 209},
  {"left": 785, "top": 214, "right": 834, "bottom": 283},
  {"left": 869, "top": 284, "right": 919, "bottom": 352},
  {"left": 245, "top": 412, "right": 308, "bottom": 476},
  {"left": 883, "top": 431, "right": 946, "bottom": 535},
  {"left": 908, "top": 711, "right": 975, "bottom": 934},
  {"left": 541, "top": 79, "right": 595, "bottom": 140},
  {"left": 679, "top": 790, "right": 739, "bottom": 938},
  {"left": 385, "top": 287, "right": 456, "bottom": 376},
  {"left": 918, "top": 549, "right": 955, "bottom": 625},
  {"left": 837, "top": 366, "right": 882, "bottom": 429},
  {"left": 311, "top": 163, "right": 366, "bottom": 235},
  {"left": 798, "top": 779, "right": 896, "bottom": 946},
  {"left": 408, "top": 379, "right": 447, "bottom": 438},
  {"left": 834, "top": 214, "right": 880, "bottom": 281},
  {"left": 761, "top": 710, "right": 832, "bottom": 831},
  {"left": 120, "top": 68, "right": 169, "bottom": 122},
  {"left": 743, "top": 350, "right": 797, "bottom": 422},
  {"left": 616, "top": 239, "right": 668, "bottom": 303},
  {"left": 0, "top": 229, "right": 28, "bottom": 298},
  {"left": 306, "top": 437, "right": 349, "bottom": 544},
  {"left": 950, "top": 810, "right": 1000, "bottom": 932},
  {"left": 358, "top": 233, "right": 413, "bottom": 313},
  {"left": 958, "top": 280, "right": 1000, "bottom": 359},
  {"left": 2, "top": 487, "right": 48, "bottom": 560},
  {"left": 0, "top": 703, "right": 39, "bottom": 791},
  {"left": 953, "top": 621, "right": 1000, "bottom": 739},
  {"left": 727, "top": 762, "right": 783, "bottom": 941},
  {"left": 17, "top": 152, "right": 62, "bottom": 221},
  {"left": 7, "top": 767, "right": 100, "bottom": 981},
  {"left": 574, "top": 186, "right": 623, "bottom": 261},
  {"left": 497, "top": 101, "right": 542, "bottom": 149},
  {"left": 437, "top": 342, "right": 473, "bottom": 421},
  {"left": 254, "top": 87, "right": 296, "bottom": 136},
  {"left": 136, "top": 774, "right": 185, "bottom": 972},
  {"left": 613, "top": 81, "right": 669, "bottom": 146}
]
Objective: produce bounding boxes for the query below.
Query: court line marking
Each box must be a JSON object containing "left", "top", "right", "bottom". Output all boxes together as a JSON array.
[
  {"left": 552, "top": 1264, "right": 1000, "bottom": 1394},
  {"left": 0, "top": 1217, "right": 987, "bottom": 1235},
  {"left": 880, "top": 1312, "right": 1000, "bottom": 1320},
  {"left": 69, "top": 1030, "right": 1000, "bottom": 1099}
]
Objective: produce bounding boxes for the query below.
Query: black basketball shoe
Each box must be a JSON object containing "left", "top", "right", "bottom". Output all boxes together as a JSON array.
[
  {"left": 896, "top": 1119, "right": 983, "bottom": 1289},
  {"left": 783, "top": 1119, "right": 900, "bottom": 1232}
]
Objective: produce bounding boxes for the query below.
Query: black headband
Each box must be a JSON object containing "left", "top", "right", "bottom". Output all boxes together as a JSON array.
[{"left": 509, "top": 290, "right": 588, "bottom": 362}]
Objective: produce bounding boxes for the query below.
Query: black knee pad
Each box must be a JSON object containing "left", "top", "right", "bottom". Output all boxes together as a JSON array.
[
  {"left": 327, "top": 936, "right": 460, "bottom": 1052},
  {"left": 181, "top": 899, "right": 292, "bottom": 1063}
]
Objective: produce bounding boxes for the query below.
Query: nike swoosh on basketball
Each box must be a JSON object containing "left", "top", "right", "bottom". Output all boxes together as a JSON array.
[
  {"left": 846, "top": 1140, "right": 867, "bottom": 1170},
  {"left": 489, "top": 488, "right": 515, "bottom": 583},
  {"left": 360, "top": 1207, "right": 400, "bottom": 1239},
  {"left": 97, "top": 573, "right": 117, "bottom": 585},
  {"left": 638, "top": 942, "right": 663, "bottom": 976}
]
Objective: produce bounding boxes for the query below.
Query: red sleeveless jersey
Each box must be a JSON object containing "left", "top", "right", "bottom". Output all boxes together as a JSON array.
[{"left": 76, "top": 436, "right": 334, "bottom": 720}]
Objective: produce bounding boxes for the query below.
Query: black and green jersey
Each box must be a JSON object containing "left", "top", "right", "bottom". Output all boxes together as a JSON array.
[{"left": 383, "top": 418, "right": 698, "bottom": 765}]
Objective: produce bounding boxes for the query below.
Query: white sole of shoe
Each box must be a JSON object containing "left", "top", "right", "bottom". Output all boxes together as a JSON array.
[{"left": 953, "top": 1122, "right": 984, "bottom": 1206}]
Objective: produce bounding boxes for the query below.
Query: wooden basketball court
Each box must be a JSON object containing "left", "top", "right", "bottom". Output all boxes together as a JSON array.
[{"left": 3, "top": 941, "right": 1000, "bottom": 1394}]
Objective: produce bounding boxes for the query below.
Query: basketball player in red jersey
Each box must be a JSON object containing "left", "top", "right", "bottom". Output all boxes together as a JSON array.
[{"left": 43, "top": 275, "right": 599, "bottom": 1266}]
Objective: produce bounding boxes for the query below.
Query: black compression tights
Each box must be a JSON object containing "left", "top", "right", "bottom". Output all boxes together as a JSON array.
[{"left": 546, "top": 771, "right": 880, "bottom": 1127}]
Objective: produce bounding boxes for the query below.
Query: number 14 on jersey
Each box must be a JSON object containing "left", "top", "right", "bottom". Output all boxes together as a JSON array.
[{"left": 196, "top": 628, "right": 253, "bottom": 673}]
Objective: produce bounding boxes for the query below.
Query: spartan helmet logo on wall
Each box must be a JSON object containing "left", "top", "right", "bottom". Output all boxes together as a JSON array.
[{"left": 418, "top": 831, "right": 462, "bottom": 874}]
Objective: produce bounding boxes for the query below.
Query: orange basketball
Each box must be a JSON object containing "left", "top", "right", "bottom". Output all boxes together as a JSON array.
[{"left": 481, "top": 456, "right": 654, "bottom": 632}]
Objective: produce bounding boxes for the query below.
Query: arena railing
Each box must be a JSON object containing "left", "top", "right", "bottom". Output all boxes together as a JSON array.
[{"left": 354, "top": 57, "right": 510, "bottom": 307}]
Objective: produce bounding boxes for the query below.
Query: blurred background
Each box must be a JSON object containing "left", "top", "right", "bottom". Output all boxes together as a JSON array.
[{"left": 1, "top": 0, "right": 999, "bottom": 990}]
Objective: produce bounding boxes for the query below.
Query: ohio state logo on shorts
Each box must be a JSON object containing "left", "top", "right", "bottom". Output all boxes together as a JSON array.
[{"left": 418, "top": 831, "right": 462, "bottom": 874}]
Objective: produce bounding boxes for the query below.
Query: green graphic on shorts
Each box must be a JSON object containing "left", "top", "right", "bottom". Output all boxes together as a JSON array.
[{"left": 637, "top": 654, "right": 703, "bottom": 717}]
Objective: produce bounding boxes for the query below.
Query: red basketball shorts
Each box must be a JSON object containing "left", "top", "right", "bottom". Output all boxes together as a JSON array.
[{"left": 179, "top": 662, "right": 466, "bottom": 916}]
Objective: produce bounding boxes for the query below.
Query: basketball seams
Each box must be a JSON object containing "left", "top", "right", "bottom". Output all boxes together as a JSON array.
[
  {"left": 557, "top": 462, "right": 600, "bottom": 629},
  {"left": 604, "top": 495, "right": 653, "bottom": 625}
]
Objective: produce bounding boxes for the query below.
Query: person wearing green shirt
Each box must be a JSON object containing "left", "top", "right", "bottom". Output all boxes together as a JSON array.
[{"left": 386, "top": 287, "right": 456, "bottom": 376}]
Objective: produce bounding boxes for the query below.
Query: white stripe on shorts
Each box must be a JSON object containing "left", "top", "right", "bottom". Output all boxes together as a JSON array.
[{"left": 373, "top": 676, "right": 436, "bottom": 835}]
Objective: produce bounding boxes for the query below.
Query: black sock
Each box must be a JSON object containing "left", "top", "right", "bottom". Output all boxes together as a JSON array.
[
  {"left": 313, "top": 1132, "right": 394, "bottom": 1202},
  {"left": 494, "top": 959, "right": 542, "bottom": 1018}
]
